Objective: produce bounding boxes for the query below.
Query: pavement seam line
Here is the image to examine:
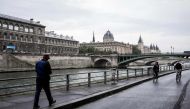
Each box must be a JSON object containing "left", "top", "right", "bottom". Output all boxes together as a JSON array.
[{"left": 173, "top": 79, "right": 190, "bottom": 109}]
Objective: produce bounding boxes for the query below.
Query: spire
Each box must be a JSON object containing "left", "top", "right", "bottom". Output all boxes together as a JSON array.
[
  {"left": 150, "top": 44, "right": 153, "bottom": 49},
  {"left": 92, "top": 31, "right": 95, "bottom": 42},
  {"left": 156, "top": 45, "right": 159, "bottom": 50},
  {"left": 138, "top": 35, "right": 143, "bottom": 43}
]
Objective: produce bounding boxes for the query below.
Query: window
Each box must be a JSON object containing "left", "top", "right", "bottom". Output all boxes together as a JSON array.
[
  {"left": 9, "top": 24, "right": 13, "bottom": 30},
  {"left": 20, "top": 25, "right": 24, "bottom": 31},
  {"left": 3, "top": 23, "right": 8, "bottom": 29},
  {"left": 30, "top": 37, "right": 33, "bottom": 42},
  {"left": 10, "top": 33, "right": 16, "bottom": 40},
  {"left": 14, "top": 25, "right": 19, "bottom": 31},
  {"left": 38, "top": 37, "right": 41, "bottom": 43},
  {"left": 4, "top": 33, "right": 10, "bottom": 40},
  {"left": 29, "top": 28, "right": 34, "bottom": 33},
  {"left": 38, "top": 28, "right": 42, "bottom": 34},
  {"left": 20, "top": 35, "right": 23, "bottom": 41},
  {"left": 25, "top": 27, "right": 29, "bottom": 32}
]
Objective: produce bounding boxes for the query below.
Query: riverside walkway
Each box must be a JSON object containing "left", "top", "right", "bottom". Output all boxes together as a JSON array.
[{"left": 0, "top": 67, "right": 190, "bottom": 109}]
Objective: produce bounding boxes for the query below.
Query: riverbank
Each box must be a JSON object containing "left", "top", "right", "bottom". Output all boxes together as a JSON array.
[{"left": 0, "top": 54, "right": 93, "bottom": 70}]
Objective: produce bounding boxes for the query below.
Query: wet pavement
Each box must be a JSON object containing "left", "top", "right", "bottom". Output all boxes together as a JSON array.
[
  {"left": 76, "top": 70, "right": 190, "bottom": 109},
  {"left": 0, "top": 73, "right": 156, "bottom": 109},
  {"left": 0, "top": 70, "right": 190, "bottom": 109}
]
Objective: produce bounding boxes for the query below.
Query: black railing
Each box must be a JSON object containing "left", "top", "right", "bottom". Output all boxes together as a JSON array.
[{"left": 0, "top": 64, "right": 190, "bottom": 96}]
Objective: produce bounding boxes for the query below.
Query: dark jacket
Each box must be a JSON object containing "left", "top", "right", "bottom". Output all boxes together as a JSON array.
[
  {"left": 175, "top": 63, "right": 182, "bottom": 70},
  {"left": 153, "top": 64, "right": 159, "bottom": 73},
  {"left": 35, "top": 59, "right": 52, "bottom": 81}
]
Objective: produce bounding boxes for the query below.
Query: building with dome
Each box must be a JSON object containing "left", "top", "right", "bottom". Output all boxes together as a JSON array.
[
  {"left": 137, "top": 35, "right": 161, "bottom": 54},
  {"left": 80, "top": 30, "right": 132, "bottom": 54},
  {"left": 103, "top": 30, "right": 114, "bottom": 42}
]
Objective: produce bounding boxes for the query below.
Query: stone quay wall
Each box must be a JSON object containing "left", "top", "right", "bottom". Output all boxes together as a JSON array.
[{"left": 0, "top": 54, "right": 93, "bottom": 70}]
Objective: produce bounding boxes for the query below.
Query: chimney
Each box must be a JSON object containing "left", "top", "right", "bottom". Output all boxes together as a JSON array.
[{"left": 30, "top": 18, "right": 34, "bottom": 23}]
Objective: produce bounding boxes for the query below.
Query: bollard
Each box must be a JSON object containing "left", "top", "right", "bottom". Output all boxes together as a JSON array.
[
  {"left": 66, "top": 74, "right": 70, "bottom": 91},
  {"left": 88, "top": 73, "right": 91, "bottom": 87},
  {"left": 104, "top": 71, "right": 107, "bottom": 84}
]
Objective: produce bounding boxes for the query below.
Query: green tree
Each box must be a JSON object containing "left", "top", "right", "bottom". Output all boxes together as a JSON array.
[{"left": 132, "top": 45, "right": 141, "bottom": 55}]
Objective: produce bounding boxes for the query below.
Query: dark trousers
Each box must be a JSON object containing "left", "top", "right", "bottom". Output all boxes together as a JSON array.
[
  {"left": 154, "top": 71, "right": 158, "bottom": 79},
  {"left": 34, "top": 79, "right": 53, "bottom": 106}
]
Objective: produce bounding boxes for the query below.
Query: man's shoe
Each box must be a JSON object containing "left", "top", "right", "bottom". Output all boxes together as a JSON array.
[
  {"left": 49, "top": 100, "right": 56, "bottom": 106},
  {"left": 33, "top": 105, "right": 40, "bottom": 109}
]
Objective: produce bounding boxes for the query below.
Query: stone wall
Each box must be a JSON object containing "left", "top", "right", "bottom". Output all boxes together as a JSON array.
[{"left": 0, "top": 54, "right": 93, "bottom": 70}]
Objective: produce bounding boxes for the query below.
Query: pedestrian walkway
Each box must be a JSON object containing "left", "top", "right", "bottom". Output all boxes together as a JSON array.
[
  {"left": 181, "top": 79, "right": 190, "bottom": 109},
  {"left": 0, "top": 71, "right": 178, "bottom": 109}
]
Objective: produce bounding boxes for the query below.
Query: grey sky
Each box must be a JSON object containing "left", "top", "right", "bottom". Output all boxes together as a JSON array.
[{"left": 1, "top": 0, "right": 190, "bottom": 53}]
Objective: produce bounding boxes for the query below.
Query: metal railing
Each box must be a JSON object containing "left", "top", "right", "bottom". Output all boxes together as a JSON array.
[{"left": 0, "top": 64, "right": 190, "bottom": 96}]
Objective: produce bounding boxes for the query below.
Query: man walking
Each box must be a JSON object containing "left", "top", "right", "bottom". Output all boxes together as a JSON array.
[{"left": 33, "top": 54, "right": 56, "bottom": 109}]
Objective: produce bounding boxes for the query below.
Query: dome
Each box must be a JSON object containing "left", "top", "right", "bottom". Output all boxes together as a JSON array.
[{"left": 103, "top": 30, "right": 114, "bottom": 42}]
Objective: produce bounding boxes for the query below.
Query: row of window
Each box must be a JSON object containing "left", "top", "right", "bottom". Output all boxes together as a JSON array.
[
  {"left": 0, "top": 21, "right": 43, "bottom": 34},
  {"left": 1, "top": 32, "right": 78, "bottom": 46},
  {"left": 1, "top": 44, "right": 78, "bottom": 53},
  {"left": 45, "top": 38, "right": 78, "bottom": 46}
]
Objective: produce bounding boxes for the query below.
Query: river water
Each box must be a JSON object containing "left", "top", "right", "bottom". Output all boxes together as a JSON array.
[{"left": 1, "top": 62, "right": 190, "bottom": 96}]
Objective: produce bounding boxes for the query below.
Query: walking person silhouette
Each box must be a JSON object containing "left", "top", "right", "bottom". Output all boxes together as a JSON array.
[{"left": 33, "top": 54, "right": 56, "bottom": 109}]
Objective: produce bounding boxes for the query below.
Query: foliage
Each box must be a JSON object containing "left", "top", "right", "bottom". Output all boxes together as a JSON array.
[
  {"left": 79, "top": 45, "right": 117, "bottom": 55},
  {"left": 132, "top": 45, "right": 141, "bottom": 55}
]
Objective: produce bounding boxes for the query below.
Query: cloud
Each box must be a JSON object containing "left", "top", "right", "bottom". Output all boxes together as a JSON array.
[{"left": 0, "top": 0, "right": 190, "bottom": 52}]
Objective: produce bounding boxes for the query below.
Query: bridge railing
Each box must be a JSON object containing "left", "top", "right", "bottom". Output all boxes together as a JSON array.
[{"left": 1, "top": 64, "right": 190, "bottom": 96}]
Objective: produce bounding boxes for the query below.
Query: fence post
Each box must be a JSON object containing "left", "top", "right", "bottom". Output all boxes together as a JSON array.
[
  {"left": 142, "top": 68, "right": 143, "bottom": 76},
  {"left": 147, "top": 68, "right": 149, "bottom": 76},
  {"left": 66, "top": 74, "right": 70, "bottom": 91},
  {"left": 117, "top": 70, "right": 119, "bottom": 81},
  {"left": 127, "top": 69, "right": 129, "bottom": 79},
  {"left": 88, "top": 73, "right": 91, "bottom": 87},
  {"left": 111, "top": 68, "right": 116, "bottom": 85},
  {"left": 135, "top": 69, "right": 137, "bottom": 77},
  {"left": 104, "top": 71, "right": 107, "bottom": 84}
]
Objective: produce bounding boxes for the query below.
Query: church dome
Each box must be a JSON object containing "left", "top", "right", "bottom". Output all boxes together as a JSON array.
[{"left": 103, "top": 30, "right": 114, "bottom": 42}]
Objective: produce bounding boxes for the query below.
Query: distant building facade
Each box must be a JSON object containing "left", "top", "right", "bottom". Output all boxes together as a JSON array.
[
  {"left": 137, "top": 35, "right": 161, "bottom": 54},
  {"left": 0, "top": 13, "right": 79, "bottom": 55},
  {"left": 80, "top": 30, "right": 132, "bottom": 54}
]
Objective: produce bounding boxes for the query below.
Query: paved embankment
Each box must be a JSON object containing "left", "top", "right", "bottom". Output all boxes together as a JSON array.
[
  {"left": 75, "top": 70, "right": 190, "bottom": 109},
  {"left": 0, "top": 70, "right": 181, "bottom": 109}
]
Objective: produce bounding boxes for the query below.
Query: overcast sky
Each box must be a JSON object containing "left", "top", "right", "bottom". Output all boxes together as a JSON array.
[{"left": 1, "top": 0, "right": 190, "bottom": 53}]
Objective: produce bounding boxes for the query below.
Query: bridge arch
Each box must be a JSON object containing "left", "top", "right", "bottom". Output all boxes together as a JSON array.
[
  {"left": 171, "top": 60, "right": 181, "bottom": 66},
  {"left": 94, "top": 58, "right": 112, "bottom": 68},
  {"left": 118, "top": 56, "right": 154, "bottom": 68},
  {"left": 145, "top": 60, "right": 157, "bottom": 66}
]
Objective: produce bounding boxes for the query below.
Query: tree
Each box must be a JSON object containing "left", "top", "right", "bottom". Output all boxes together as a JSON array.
[{"left": 132, "top": 45, "right": 141, "bottom": 55}]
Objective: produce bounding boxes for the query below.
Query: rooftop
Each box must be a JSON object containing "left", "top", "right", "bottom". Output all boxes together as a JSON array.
[{"left": 0, "top": 13, "right": 45, "bottom": 27}]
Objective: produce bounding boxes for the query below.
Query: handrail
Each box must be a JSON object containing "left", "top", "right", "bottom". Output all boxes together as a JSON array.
[{"left": 0, "top": 64, "right": 190, "bottom": 96}]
